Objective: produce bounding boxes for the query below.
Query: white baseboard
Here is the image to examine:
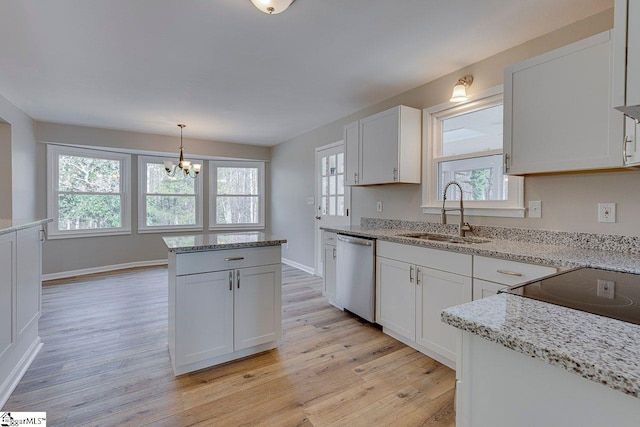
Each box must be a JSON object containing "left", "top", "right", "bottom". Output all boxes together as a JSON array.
[
  {"left": 281, "top": 258, "right": 315, "bottom": 275},
  {"left": 42, "top": 259, "right": 168, "bottom": 281},
  {"left": 0, "top": 337, "right": 42, "bottom": 409}
]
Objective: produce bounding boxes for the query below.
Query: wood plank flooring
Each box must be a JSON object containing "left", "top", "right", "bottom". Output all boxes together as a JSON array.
[{"left": 3, "top": 265, "right": 455, "bottom": 426}]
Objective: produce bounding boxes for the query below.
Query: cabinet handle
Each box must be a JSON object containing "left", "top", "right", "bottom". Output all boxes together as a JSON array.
[
  {"left": 497, "top": 269, "right": 523, "bottom": 277},
  {"left": 416, "top": 267, "right": 421, "bottom": 285},
  {"left": 228, "top": 271, "right": 233, "bottom": 291},
  {"left": 623, "top": 135, "right": 633, "bottom": 163},
  {"left": 503, "top": 153, "right": 509, "bottom": 173},
  {"left": 225, "top": 257, "right": 244, "bottom": 262},
  {"left": 237, "top": 270, "right": 240, "bottom": 289},
  {"left": 393, "top": 167, "right": 398, "bottom": 181},
  {"left": 333, "top": 247, "right": 336, "bottom": 259},
  {"left": 409, "top": 265, "right": 414, "bottom": 283},
  {"left": 354, "top": 172, "right": 358, "bottom": 184}
]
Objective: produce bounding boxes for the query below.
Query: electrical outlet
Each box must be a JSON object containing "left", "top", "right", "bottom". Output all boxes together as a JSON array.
[
  {"left": 376, "top": 201, "right": 383, "bottom": 212},
  {"left": 598, "top": 203, "right": 616, "bottom": 223},
  {"left": 597, "top": 279, "right": 615, "bottom": 299},
  {"left": 528, "top": 201, "right": 542, "bottom": 218}
]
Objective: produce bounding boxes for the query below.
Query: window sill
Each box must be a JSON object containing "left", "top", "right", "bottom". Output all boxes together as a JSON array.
[
  {"left": 138, "top": 226, "right": 204, "bottom": 234},
  {"left": 209, "top": 225, "right": 266, "bottom": 232},
  {"left": 46, "top": 229, "right": 132, "bottom": 240},
  {"left": 421, "top": 206, "right": 525, "bottom": 218}
]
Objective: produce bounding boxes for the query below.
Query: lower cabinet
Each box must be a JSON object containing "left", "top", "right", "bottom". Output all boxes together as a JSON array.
[
  {"left": 322, "top": 231, "right": 340, "bottom": 308},
  {"left": 0, "top": 224, "right": 44, "bottom": 408},
  {"left": 376, "top": 241, "right": 472, "bottom": 368},
  {"left": 168, "top": 246, "right": 282, "bottom": 375}
]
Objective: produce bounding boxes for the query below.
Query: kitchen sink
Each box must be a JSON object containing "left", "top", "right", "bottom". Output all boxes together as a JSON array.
[{"left": 398, "top": 232, "right": 490, "bottom": 244}]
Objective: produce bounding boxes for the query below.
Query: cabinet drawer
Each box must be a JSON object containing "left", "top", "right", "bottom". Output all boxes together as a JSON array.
[
  {"left": 473, "top": 256, "right": 557, "bottom": 286},
  {"left": 322, "top": 231, "right": 337, "bottom": 246},
  {"left": 175, "top": 246, "right": 281, "bottom": 276},
  {"left": 377, "top": 241, "right": 471, "bottom": 277}
]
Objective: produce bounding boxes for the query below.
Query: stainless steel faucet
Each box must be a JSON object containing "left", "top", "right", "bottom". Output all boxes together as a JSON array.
[{"left": 441, "top": 181, "right": 472, "bottom": 237}]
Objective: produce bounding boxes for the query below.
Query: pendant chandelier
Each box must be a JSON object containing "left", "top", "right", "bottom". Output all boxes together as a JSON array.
[{"left": 164, "top": 124, "right": 201, "bottom": 179}]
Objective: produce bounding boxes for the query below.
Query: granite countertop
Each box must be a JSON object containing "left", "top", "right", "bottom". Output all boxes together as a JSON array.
[
  {"left": 0, "top": 218, "right": 52, "bottom": 236},
  {"left": 442, "top": 294, "right": 640, "bottom": 399},
  {"left": 163, "top": 231, "right": 287, "bottom": 253},
  {"left": 320, "top": 225, "right": 640, "bottom": 274}
]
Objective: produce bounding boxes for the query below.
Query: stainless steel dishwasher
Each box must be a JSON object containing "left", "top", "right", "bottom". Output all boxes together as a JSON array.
[{"left": 336, "top": 234, "right": 375, "bottom": 322}]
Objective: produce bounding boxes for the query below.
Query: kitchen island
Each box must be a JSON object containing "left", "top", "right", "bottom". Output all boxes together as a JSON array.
[
  {"left": 0, "top": 218, "right": 50, "bottom": 407},
  {"left": 163, "top": 232, "right": 286, "bottom": 375}
]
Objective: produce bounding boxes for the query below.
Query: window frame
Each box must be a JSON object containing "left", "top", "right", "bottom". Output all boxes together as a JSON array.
[
  {"left": 209, "top": 160, "right": 266, "bottom": 230},
  {"left": 47, "top": 144, "right": 132, "bottom": 239},
  {"left": 422, "top": 85, "right": 525, "bottom": 218},
  {"left": 137, "top": 155, "right": 204, "bottom": 234}
]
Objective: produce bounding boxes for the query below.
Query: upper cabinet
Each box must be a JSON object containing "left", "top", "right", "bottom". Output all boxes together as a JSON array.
[
  {"left": 344, "top": 105, "right": 421, "bottom": 186},
  {"left": 613, "top": 0, "right": 640, "bottom": 121},
  {"left": 504, "top": 31, "right": 624, "bottom": 175},
  {"left": 613, "top": 0, "right": 640, "bottom": 166}
]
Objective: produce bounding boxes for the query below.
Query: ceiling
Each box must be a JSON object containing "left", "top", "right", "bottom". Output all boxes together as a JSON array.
[{"left": 0, "top": 0, "right": 612, "bottom": 146}]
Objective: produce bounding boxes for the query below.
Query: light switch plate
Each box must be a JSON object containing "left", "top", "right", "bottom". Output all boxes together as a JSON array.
[
  {"left": 306, "top": 196, "right": 315, "bottom": 205},
  {"left": 376, "top": 201, "right": 383, "bottom": 212},
  {"left": 528, "top": 201, "right": 542, "bottom": 218}
]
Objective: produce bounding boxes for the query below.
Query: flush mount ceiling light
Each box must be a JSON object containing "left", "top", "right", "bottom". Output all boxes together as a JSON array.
[
  {"left": 164, "top": 124, "right": 201, "bottom": 179},
  {"left": 450, "top": 75, "right": 474, "bottom": 103},
  {"left": 250, "top": 0, "right": 296, "bottom": 14}
]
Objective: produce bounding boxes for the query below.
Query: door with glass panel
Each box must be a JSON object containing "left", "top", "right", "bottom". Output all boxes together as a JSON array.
[{"left": 315, "top": 142, "right": 351, "bottom": 275}]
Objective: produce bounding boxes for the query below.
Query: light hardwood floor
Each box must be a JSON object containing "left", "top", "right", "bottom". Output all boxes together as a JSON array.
[{"left": 3, "top": 265, "right": 455, "bottom": 426}]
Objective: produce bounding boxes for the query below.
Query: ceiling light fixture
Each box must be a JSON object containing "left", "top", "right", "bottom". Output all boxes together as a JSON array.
[
  {"left": 450, "top": 75, "right": 474, "bottom": 103},
  {"left": 164, "top": 124, "right": 201, "bottom": 179},
  {"left": 250, "top": 0, "right": 296, "bottom": 14}
]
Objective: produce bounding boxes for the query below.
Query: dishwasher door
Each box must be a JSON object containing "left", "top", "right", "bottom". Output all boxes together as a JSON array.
[{"left": 336, "top": 235, "right": 375, "bottom": 322}]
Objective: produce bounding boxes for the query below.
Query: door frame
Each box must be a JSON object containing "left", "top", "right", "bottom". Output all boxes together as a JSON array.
[{"left": 314, "top": 141, "right": 351, "bottom": 276}]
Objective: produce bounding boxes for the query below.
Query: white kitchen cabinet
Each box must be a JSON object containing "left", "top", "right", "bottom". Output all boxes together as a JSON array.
[
  {"left": 416, "top": 267, "right": 472, "bottom": 363},
  {"left": 613, "top": 0, "right": 640, "bottom": 124},
  {"left": 0, "top": 223, "right": 44, "bottom": 408},
  {"left": 504, "top": 31, "right": 624, "bottom": 174},
  {"left": 322, "top": 231, "right": 339, "bottom": 308},
  {"left": 168, "top": 245, "right": 282, "bottom": 375},
  {"left": 472, "top": 256, "right": 557, "bottom": 300},
  {"left": 376, "top": 241, "right": 471, "bottom": 368},
  {"left": 343, "top": 105, "right": 421, "bottom": 186}
]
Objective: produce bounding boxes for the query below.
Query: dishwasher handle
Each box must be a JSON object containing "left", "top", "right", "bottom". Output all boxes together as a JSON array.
[{"left": 337, "top": 235, "right": 373, "bottom": 246}]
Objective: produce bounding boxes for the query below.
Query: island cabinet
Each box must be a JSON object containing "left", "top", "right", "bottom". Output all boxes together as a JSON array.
[
  {"left": 0, "top": 223, "right": 45, "bottom": 408},
  {"left": 504, "top": 31, "right": 624, "bottom": 174},
  {"left": 376, "top": 241, "right": 471, "bottom": 368},
  {"left": 344, "top": 105, "right": 421, "bottom": 186},
  {"left": 168, "top": 245, "right": 282, "bottom": 375}
]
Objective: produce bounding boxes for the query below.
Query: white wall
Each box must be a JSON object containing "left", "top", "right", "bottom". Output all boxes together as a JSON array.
[
  {"left": 35, "top": 122, "right": 271, "bottom": 276},
  {"left": 0, "top": 93, "right": 38, "bottom": 220},
  {"left": 270, "top": 9, "right": 623, "bottom": 270}
]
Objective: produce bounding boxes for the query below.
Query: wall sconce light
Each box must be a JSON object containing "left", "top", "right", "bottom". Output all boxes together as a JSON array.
[
  {"left": 250, "top": 0, "right": 296, "bottom": 14},
  {"left": 450, "top": 75, "right": 474, "bottom": 102}
]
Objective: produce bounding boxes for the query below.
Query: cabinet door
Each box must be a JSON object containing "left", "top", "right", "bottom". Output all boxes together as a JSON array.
[
  {"left": 416, "top": 267, "right": 471, "bottom": 362},
  {"left": 16, "top": 226, "right": 42, "bottom": 337},
  {"left": 623, "top": 116, "right": 640, "bottom": 165},
  {"left": 627, "top": 0, "right": 640, "bottom": 107},
  {"left": 344, "top": 120, "right": 360, "bottom": 186},
  {"left": 176, "top": 270, "right": 234, "bottom": 365},
  {"left": 359, "top": 108, "right": 399, "bottom": 185},
  {"left": 234, "top": 264, "right": 282, "bottom": 351},
  {"left": 504, "top": 31, "right": 623, "bottom": 174},
  {"left": 323, "top": 244, "right": 337, "bottom": 303},
  {"left": 376, "top": 256, "right": 416, "bottom": 341},
  {"left": 473, "top": 279, "right": 508, "bottom": 300},
  {"left": 0, "top": 232, "right": 15, "bottom": 359}
]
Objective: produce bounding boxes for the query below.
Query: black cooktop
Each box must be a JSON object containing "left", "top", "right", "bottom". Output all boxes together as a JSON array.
[{"left": 501, "top": 267, "right": 640, "bottom": 325}]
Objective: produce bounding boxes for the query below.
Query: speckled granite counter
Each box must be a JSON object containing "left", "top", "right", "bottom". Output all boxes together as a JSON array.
[
  {"left": 163, "top": 231, "right": 287, "bottom": 253},
  {"left": 442, "top": 294, "right": 640, "bottom": 398},
  {"left": 320, "top": 225, "right": 640, "bottom": 274},
  {"left": 0, "top": 218, "right": 52, "bottom": 235}
]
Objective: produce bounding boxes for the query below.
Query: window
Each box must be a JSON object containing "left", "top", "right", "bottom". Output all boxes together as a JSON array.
[
  {"left": 47, "top": 145, "right": 131, "bottom": 238},
  {"left": 423, "top": 87, "right": 524, "bottom": 217},
  {"left": 320, "top": 151, "right": 346, "bottom": 217},
  {"left": 138, "top": 156, "right": 203, "bottom": 232},
  {"left": 210, "top": 161, "right": 265, "bottom": 229}
]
